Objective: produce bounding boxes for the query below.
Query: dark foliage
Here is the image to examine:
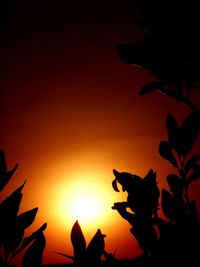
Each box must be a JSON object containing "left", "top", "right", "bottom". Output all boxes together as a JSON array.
[
  {"left": 53, "top": 220, "right": 106, "bottom": 267},
  {"left": 0, "top": 150, "right": 47, "bottom": 267},
  {"left": 112, "top": 1, "right": 200, "bottom": 266}
]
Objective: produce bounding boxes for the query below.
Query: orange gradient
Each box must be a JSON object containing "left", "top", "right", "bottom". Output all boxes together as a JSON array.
[{"left": 2, "top": 2, "right": 200, "bottom": 267}]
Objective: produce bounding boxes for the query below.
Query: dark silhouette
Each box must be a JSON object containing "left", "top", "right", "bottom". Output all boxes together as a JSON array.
[
  {"left": 112, "top": 169, "right": 159, "bottom": 258},
  {"left": 112, "top": 1, "right": 200, "bottom": 266},
  {"left": 53, "top": 220, "right": 106, "bottom": 267},
  {"left": 0, "top": 150, "right": 47, "bottom": 267},
  {"left": 117, "top": 0, "right": 200, "bottom": 112}
]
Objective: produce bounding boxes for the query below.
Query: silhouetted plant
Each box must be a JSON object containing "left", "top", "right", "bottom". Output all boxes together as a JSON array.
[
  {"left": 112, "top": 169, "right": 159, "bottom": 257},
  {"left": 112, "top": 1, "right": 200, "bottom": 266},
  {"left": 53, "top": 220, "right": 106, "bottom": 267},
  {"left": 0, "top": 149, "right": 47, "bottom": 267}
]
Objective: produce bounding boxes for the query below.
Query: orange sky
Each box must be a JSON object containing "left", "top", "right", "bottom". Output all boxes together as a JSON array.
[{"left": 1, "top": 1, "right": 200, "bottom": 266}]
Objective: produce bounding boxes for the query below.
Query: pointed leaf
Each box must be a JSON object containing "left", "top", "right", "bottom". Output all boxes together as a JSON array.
[
  {"left": 86, "top": 229, "right": 106, "bottom": 263},
  {"left": 139, "top": 81, "right": 163, "bottom": 96},
  {"left": 17, "top": 207, "right": 38, "bottom": 230},
  {"left": 159, "top": 141, "right": 178, "bottom": 167},
  {"left": 71, "top": 221, "right": 86, "bottom": 262},
  {"left": 51, "top": 251, "right": 74, "bottom": 261},
  {"left": 12, "top": 223, "right": 47, "bottom": 258},
  {"left": 0, "top": 181, "right": 26, "bottom": 240},
  {"left": 22, "top": 232, "right": 46, "bottom": 267},
  {"left": 185, "top": 154, "right": 200, "bottom": 175},
  {"left": 0, "top": 191, "right": 23, "bottom": 244},
  {"left": 0, "top": 163, "right": 18, "bottom": 192}
]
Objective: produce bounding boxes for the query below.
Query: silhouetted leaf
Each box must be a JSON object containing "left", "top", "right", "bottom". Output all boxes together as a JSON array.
[
  {"left": 161, "top": 189, "right": 176, "bottom": 221},
  {"left": 184, "top": 154, "right": 200, "bottom": 175},
  {"left": 187, "top": 164, "right": 200, "bottom": 184},
  {"left": 139, "top": 81, "right": 163, "bottom": 95},
  {"left": 0, "top": 181, "right": 26, "bottom": 235},
  {"left": 86, "top": 229, "right": 106, "bottom": 263},
  {"left": 22, "top": 232, "right": 46, "bottom": 267},
  {"left": 0, "top": 164, "right": 18, "bottom": 192},
  {"left": 3, "top": 226, "right": 24, "bottom": 255},
  {"left": 5, "top": 209, "right": 38, "bottom": 254},
  {"left": 51, "top": 251, "right": 74, "bottom": 261},
  {"left": 166, "top": 113, "right": 179, "bottom": 149},
  {"left": 159, "top": 141, "right": 177, "bottom": 167},
  {"left": 0, "top": 184, "right": 24, "bottom": 244},
  {"left": 17, "top": 208, "right": 38, "bottom": 230},
  {"left": 71, "top": 221, "right": 86, "bottom": 262},
  {"left": 112, "top": 179, "right": 120, "bottom": 192},
  {"left": 166, "top": 174, "right": 182, "bottom": 193},
  {"left": 12, "top": 223, "right": 47, "bottom": 258},
  {"left": 178, "top": 111, "right": 200, "bottom": 155}
]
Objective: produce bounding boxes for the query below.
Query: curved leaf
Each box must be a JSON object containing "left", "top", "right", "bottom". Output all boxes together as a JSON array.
[
  {"left": 0, "top": 181, "right": 26, "bottom": 241},
  {"left": 139, "top": 81, "right": 163, "bottom": 96},
  {"left": 184, "top": 154, "right": 200, "bottom": 175},
  {"left": 86, "top": 229, "right": 106, "bottom": 263},
  {"left": 0, "top": 163, "right": 18, "bottom": 192},
  {"left": 22, "top": 232, "right": 46, "bottom": 267},
  {"left": 17, "top": 207, "right": 38, "bottom": 230},
  {"left": 12, "top": 223, "right": 47, "bottom": 258},
  {"left": 51, "top": 251, "right": 74, "bottom": 261},
  {"left": 159, "top": 141, "right": 178, "bottom": 167},
  {"left": 112, "top": 179, "right": 120, "bottom": 192},
  {"left": 71, "top": 221, "right": 86, "bottom": 262}
]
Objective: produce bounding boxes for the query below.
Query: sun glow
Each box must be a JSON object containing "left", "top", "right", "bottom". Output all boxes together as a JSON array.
[
  {"left": 53, "top": 171, "right": 117, "bottom": 229},
  {"left": 71, "top": 194, "right": 101, "bottom": 221}
]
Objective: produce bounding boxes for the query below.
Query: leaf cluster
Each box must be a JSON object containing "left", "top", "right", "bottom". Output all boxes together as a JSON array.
[{"left": 0, "top": 150, "right": 47, "bottom": 267}]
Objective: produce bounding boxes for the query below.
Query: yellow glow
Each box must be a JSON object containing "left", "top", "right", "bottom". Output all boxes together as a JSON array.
[
  {"left": 71, "top": 194, "right": 101, "bottom": 221},
  {"left": 52, "top": 171, "right": 118, "bottom": 229}
]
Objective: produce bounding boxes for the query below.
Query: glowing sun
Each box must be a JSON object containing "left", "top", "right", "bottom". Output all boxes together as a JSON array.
[
  {"left": 71, "top": 193, "right": 101, "bottom": 221},
  {"left": 54, "top": 173, "right": 115, "bottom": 228}
]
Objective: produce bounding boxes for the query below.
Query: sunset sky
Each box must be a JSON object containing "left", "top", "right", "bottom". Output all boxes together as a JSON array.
[{"left": 1, "top": 1, "right": 200, "bottom": 266}]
